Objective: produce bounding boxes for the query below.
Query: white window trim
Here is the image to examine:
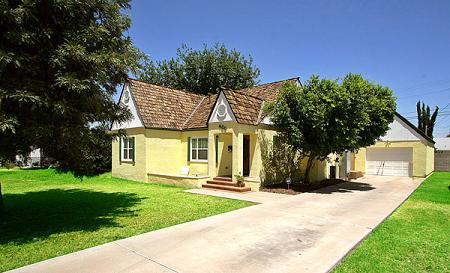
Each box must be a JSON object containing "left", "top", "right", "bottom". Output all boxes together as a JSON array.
[
  {"left": 121, "top": 138, "right": 134, "bottom": 162},
  {"left": 190, "top": 137, "right": 208, "bottom": 162}
]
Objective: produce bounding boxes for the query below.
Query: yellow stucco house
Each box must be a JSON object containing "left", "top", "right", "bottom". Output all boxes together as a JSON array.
[{"left": 111, "top": 78, "right": 434, "bottom": 192}]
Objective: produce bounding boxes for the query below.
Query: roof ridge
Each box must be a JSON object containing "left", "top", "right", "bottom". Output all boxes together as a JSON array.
[
  {"left": 182, "top": 96, "right": 207, "bottom": 128},
  {"left": 252, "top": 77, "right": 300, "bottom": 87},
  {"left": 127, "top": 78, "right": 207, "bottom": 98},
  {"left": 256, "top": 101, "right": 265, "bottom": 124},
  {"left": 226, "top": 89, "right": 264, "bottom": 101}
]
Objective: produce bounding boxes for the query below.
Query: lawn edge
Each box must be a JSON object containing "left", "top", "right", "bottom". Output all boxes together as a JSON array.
[{"left": 5, "top": 201, "right": 257, "bottom": 273}]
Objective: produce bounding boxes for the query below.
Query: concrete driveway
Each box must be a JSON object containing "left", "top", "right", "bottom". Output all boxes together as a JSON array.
[{"left": 9, "top": 176, "right": 422, "bottom": 273}]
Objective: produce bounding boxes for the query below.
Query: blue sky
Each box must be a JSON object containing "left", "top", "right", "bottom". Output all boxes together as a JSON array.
[{"left": 127, "top": 0, "right": 450, "bottom": 137}]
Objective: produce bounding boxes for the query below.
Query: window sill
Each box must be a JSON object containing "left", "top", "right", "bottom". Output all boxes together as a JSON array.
[
  {"left": 189, "top": 160, "right": 208, "bottom": 163},
  {"left": 120, "top": 160, "right": 135, "bottom": 164}
]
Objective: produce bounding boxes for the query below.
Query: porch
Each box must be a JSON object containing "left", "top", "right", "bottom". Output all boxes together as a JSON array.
[{"left": 206, "top": 123, "right": 270, "bottom": 191}]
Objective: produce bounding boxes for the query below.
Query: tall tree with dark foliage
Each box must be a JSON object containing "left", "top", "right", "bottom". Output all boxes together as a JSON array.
[
  {"left": 416, "top": 101, "right": 438, "bottom": 138},
  {"left": 138, "top": 43, "right": 260, "bottom": 95},
  {"left": 0, "top": 0, "right": 142, "bottom": 175}
]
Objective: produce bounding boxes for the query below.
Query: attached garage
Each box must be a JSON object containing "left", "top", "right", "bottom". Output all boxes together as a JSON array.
[
  {"left": 352, "top": 113, "right": 435, "bottom": 178},
  {"left": 366, "top": 147, "right": 412, "bottom": 176}
]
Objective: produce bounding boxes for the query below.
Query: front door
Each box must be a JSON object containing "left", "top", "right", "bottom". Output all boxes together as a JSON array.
[{"left": 243, "top": 135, "right": 250, "bottom": 176}]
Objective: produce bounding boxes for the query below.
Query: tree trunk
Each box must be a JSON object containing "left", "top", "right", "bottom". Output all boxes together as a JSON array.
[{"left": 303, "top": 155, "right": 316, "bottom": 184}]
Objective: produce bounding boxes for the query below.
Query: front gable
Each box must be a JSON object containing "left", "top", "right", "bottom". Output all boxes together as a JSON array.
[
  {"left": 380, "top": 114, "right": 431, "bottom": 144},
  {"left": 208, "top": 92, "right": 236, "bottom": 123},
  {"left": 111, "top": 84, "right": 144, "bottom": 130}
]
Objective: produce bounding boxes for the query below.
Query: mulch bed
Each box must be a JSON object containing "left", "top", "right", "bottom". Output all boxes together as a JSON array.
[{"left": 261, "top": 178, "right": 345, "bottom": 195}]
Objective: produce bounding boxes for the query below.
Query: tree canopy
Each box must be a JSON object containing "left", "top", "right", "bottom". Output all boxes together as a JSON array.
[
  {"left": 138, "top": 43, "right": 260, "bottom": 95},
  {"left": 0, "top": 0, "right": 142, "bottom": 175},
  {"left": 265, "top": 74, "right": 396, "bottom": 183}
]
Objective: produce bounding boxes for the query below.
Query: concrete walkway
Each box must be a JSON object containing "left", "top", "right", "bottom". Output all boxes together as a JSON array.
[
  {"left": 185, "top": 188, "right": 292, "bottom": 203},
  {"left": 9, "top": 176, "right": 422, "bottom": 273}
]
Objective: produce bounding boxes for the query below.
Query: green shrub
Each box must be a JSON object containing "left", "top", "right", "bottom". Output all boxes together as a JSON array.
[
  {"left": 3, "top": 161, "right": 16, "bottom": 169},
  {"left": 234, "top": 175, "right": 245, "bottom": 187},
  {"left": 259, "top": 133, "right": 303, "bottom": 187}
]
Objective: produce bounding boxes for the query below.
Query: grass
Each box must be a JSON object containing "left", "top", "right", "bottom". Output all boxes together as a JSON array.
[
  {"left": 334, "top": 172, "right": 450, "bottom": 273},
  {"left": 0, "top": 168, "right": 254, "bottom": 272}
]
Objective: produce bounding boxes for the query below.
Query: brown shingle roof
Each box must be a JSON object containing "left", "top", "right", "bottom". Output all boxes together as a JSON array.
[
  {"left": 129, "top": 79, "right": 205, "bottom": 130},
  {"left": 183, "top": 94, "right": 217, "bottom": 129},
  {"left": 236, "top": 77, "right": 299, "bottom": 102},
  {"left": 223, "top": 90, "right": 263, "bottom": 125},
  {"left": 127, "top": 77, "right": 299, "bottom": 130}
]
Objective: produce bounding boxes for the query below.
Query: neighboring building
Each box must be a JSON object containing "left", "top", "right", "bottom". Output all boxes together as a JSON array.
[
  {"left": 16, "top": 148, "right": 44, "bottom": 167},
  {"left": 434, "top": 138, "right": 450, "bottom": 171},
  {"left": 111, "top": 78, "right": 435, "bottom": 191}
]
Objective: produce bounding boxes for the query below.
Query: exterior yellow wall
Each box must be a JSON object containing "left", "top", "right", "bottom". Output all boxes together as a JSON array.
[
  {"left": 353, "top": 140, "right": 434, "bottom": 177},
  {"left": 112, "top": 128, "right": 209, "bottom": 183},
  {"left": 354, "top": 148, "right": 367, "bottom": 173},
  {"left": 425, "top": 144, "right": 435, "bottom": 176},
  {"left": 299, "top": 155, "right": 335, "bottom": 183},
  {"left": 252, "top": 129, "right": 276, "bottom": 179},
  {"left": 111, "top": 128, "right": 147, "bottom": 182},
  {"left": 145, "top": 129, "right": 209, "bottom": 177},
  {"left": 147, "top": 173, "right": 209, "bottom": 188},
  {"left": 145, "top": 129, "right": 182, "bottom": 175},
  {"left": 114, "top": 123, "right": 404, "bottom": 188}
]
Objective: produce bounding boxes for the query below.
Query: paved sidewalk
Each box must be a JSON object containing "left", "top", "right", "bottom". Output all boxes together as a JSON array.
[
  {"left": 185, "top": 188, "right": 292, "bottom": 203},
  {"left": 9, "top": 176, "right": 422, "bottom": 273}
]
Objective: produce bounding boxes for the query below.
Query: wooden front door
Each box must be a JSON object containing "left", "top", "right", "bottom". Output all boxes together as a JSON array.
[{"left": 243, "top": 135, "right": 250, "bottom": 176}]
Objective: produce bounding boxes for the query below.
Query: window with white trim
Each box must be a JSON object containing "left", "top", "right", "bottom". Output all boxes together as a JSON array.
[
  {"left": 191, "top": 138, "right": 208, "bottom": 161},
  {"left": 121, "top": 138, "right": 134, "bottom": 161}
]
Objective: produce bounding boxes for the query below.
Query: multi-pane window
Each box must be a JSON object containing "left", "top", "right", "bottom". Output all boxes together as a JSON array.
[
  {"left": 191, "top": 138, "right": 208, "bottom": 161},
  {"left": 121, "top": 138, "right": 134, "bottom": 161}
]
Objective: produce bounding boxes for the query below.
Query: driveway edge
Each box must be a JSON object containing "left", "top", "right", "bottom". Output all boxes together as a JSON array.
[{"left": 326, "top": 178, "right": 425, "bottom": 273}]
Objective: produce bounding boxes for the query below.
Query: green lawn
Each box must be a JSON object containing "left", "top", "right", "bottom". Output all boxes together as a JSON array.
[
  {"left": 334, "top": 172, "right": 450, "bottom": 273},
  {"left": 0, "top": 168, "right": 254, "bottom": 272}
]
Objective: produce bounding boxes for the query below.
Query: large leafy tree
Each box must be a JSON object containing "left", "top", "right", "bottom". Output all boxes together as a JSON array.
[
  {"left": 266, "top": 74, "right": 396, "bottom": 183},
  {"left": 416, "top": 101, "right": 438, "bottom": 138},
  {"left": 138, "top": 43, "right": 260, "bottom": 94},
  {"left": 0, "top": 0, "right": 142, "bottom": 175}
]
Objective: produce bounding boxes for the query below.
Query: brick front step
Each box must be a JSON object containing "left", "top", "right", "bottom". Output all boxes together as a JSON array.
[
  {"left": 207, "top": 180, "right": 239, "bottom": 187},
  {"left": 213, "top": 176, "right": 232, "bottom": 182},
  {"left": 202, "top": 183, "right": 251, "bottom": 192}
]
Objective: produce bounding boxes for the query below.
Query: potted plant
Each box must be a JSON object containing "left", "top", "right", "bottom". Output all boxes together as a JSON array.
[{"left": 235, "top": 174, "right": 245, "bottom": 187}]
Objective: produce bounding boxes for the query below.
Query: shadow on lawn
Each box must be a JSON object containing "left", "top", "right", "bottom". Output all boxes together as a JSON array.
[
  {"left": 0, "top": 189, "right": 142, "bottom": 245},
  {"left": 313, "top": 181, "right": 375, "bottom": 194}
]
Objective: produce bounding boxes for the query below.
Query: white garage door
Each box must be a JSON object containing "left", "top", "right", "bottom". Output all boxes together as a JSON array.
[{"left": 366, "top": 147, "right": 412, "bottom": 177}]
